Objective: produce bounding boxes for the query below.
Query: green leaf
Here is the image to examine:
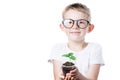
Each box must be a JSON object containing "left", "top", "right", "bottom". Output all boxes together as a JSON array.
[
  {"left": 68, "top": 53, "right": 73, "bottom": 56},
  {"left": 62, "top": 54, "right": 69, "bottom": 57},
  {"left": 69, "top": 55, "right": 76, "bottom": 60},
  {"left": 62, "top": 52, "right": 76, "bottom": 60}
]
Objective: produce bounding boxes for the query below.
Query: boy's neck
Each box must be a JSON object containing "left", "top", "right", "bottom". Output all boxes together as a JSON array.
[{"left": 67, "top": 40, "right": 88, "bottom": 52}]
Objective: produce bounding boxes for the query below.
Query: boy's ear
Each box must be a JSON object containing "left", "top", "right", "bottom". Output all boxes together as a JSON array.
[
  {"left": 87, "top": 24, "right": 94, "bottom": 33},
  {"left": 59, "top": 24, "right": 64, "bottom": 31}
]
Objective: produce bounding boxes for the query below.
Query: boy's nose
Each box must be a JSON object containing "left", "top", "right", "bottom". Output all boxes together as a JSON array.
[{"left": 72, "top": 21, "right": 79, "bottom": 29}]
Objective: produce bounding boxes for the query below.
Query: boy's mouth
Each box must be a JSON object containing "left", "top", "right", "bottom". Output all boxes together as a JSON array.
[{"left": 70, "top": 31, "right": 81, "bottom": 34}]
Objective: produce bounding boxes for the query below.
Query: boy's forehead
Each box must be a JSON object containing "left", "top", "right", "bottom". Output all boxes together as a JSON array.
[{"left": 63, "top": 9, "right": 88, "bottom": 20}]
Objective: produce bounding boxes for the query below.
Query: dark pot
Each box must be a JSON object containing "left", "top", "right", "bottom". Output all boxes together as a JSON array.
[{"left": 62, "top": 61, "right": 75, "bottom": 76}]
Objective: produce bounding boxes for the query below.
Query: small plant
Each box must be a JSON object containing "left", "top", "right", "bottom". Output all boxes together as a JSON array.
[
  {"left": 62, "top": 52, "right": 76, "bottom": 66},
  {"left": 62, "top": 52, "right": 76, "bottom": 61},
  {"left": 62, "top": 52, "right": 76, "bottom": 76}
]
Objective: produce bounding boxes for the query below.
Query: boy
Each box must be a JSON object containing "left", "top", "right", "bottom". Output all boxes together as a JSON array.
[{"left": 49, "top": 2, "right": 104, "bottom": 80}]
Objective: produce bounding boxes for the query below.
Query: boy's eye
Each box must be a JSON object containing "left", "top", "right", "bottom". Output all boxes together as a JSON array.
[
  {"left": 78, "top": 20, "right": 88, "bottom": 26},
  {"left": 63, "top": 19, "right": 74, "bottom": 28},
  {"left": 78, "top": 20, "right": 85, "bottom": 24},
  {"left": 64, "top": 20, "right": 73, "bottom": 24},
  {"left": 68, "top": 20, "right": 73, "bottom": 24}
]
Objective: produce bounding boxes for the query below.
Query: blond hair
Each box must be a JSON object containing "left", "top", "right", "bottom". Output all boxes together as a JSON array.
[{"left": 62, "top": 3, "right": 91, "bottom": 21}]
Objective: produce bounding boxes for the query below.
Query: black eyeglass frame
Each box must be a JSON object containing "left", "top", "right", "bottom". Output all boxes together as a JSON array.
[{"left": 62, "top": 19, "right": 91, "bottom": 29}]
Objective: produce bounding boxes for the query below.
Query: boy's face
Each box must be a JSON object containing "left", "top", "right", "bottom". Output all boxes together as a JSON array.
[{"left": 60, "top": 9, "right": 92, "bottom": 42}]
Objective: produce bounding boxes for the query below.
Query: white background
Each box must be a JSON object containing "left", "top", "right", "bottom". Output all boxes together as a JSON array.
[{"left": 0, "top": 0, "right": 120, "bottom": 80}]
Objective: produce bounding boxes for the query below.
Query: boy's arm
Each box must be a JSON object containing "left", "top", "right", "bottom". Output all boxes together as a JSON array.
[
  {"left": 85, "top": 64, "right": 100, "bottom": 80},
  {"left": 77, "top": 64, "right": 100, "bottom": 80},
  {"left": 53, "top": 60, "right": 64, "bottom": 80}
]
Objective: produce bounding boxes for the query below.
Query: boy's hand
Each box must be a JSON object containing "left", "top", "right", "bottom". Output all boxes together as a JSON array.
[{"left": 64, "top": 68, "right": 79, "bottom": 80}]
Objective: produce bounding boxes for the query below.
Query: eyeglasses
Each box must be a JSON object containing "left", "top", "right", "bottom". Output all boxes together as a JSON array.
[{"left": 62, "top": 19, "right": 90, "bottom": 29}]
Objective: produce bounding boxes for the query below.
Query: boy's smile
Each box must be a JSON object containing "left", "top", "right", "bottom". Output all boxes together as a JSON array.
[{"left": 69, "top": 30, "right": 81, "bottom": 35}]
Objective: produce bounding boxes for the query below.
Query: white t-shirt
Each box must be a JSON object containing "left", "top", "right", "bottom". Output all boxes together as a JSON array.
[{"left": 49, "top": 42, "right": 105, "bottom": 76}]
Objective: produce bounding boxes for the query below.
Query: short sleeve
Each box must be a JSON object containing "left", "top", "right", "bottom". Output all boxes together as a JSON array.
[
  {"left": 89, "top": 44, "right": 105, "bottom": 66},
  {"left": 48, "top": 44, "right": 64, "bottom": 63},
  {"left": 48, "top": 44, "right": 58, "bottom": 63}
]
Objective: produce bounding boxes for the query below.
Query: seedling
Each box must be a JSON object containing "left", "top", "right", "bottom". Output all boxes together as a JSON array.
[
  {"left": 62, "top": 52, "right": 76, "bottom": 61},
  {"left": 62, "top": 52, "right": 76, "bottom": 66},
  {"left": 62, "top": 52, "right": 76, "bottom": 76}
]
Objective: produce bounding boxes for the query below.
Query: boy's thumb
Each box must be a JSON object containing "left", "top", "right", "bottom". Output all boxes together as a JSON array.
[{"left": 59, "top": 75, "right": 65, "bottom": 79}]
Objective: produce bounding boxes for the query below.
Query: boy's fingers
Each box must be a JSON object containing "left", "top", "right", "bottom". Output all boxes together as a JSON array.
[
  {"left": 66, "top": 73, "right": 74, "bottom": 80},
  {"left": 71, "top": 77, "right": 75, "bottom": 80},
  {"left": 70, "top": 68, "right": 78, "bottom": 74},
  {"left": 59, "top": 75, "right": 64, "bottom": 79}
]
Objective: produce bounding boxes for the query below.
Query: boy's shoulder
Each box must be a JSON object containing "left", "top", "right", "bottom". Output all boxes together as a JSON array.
[
  {"left": 53, "top": 43, "right": 66, "bottom": 47},
  {"left": 52, "top": 43, "right": 67, "bottom": 49},
  {"left": 89, "top": 42, "right": 101, "bottom": 46},
  {"left": 88, "top": 42, "right": 102, "bottom": 49}
]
